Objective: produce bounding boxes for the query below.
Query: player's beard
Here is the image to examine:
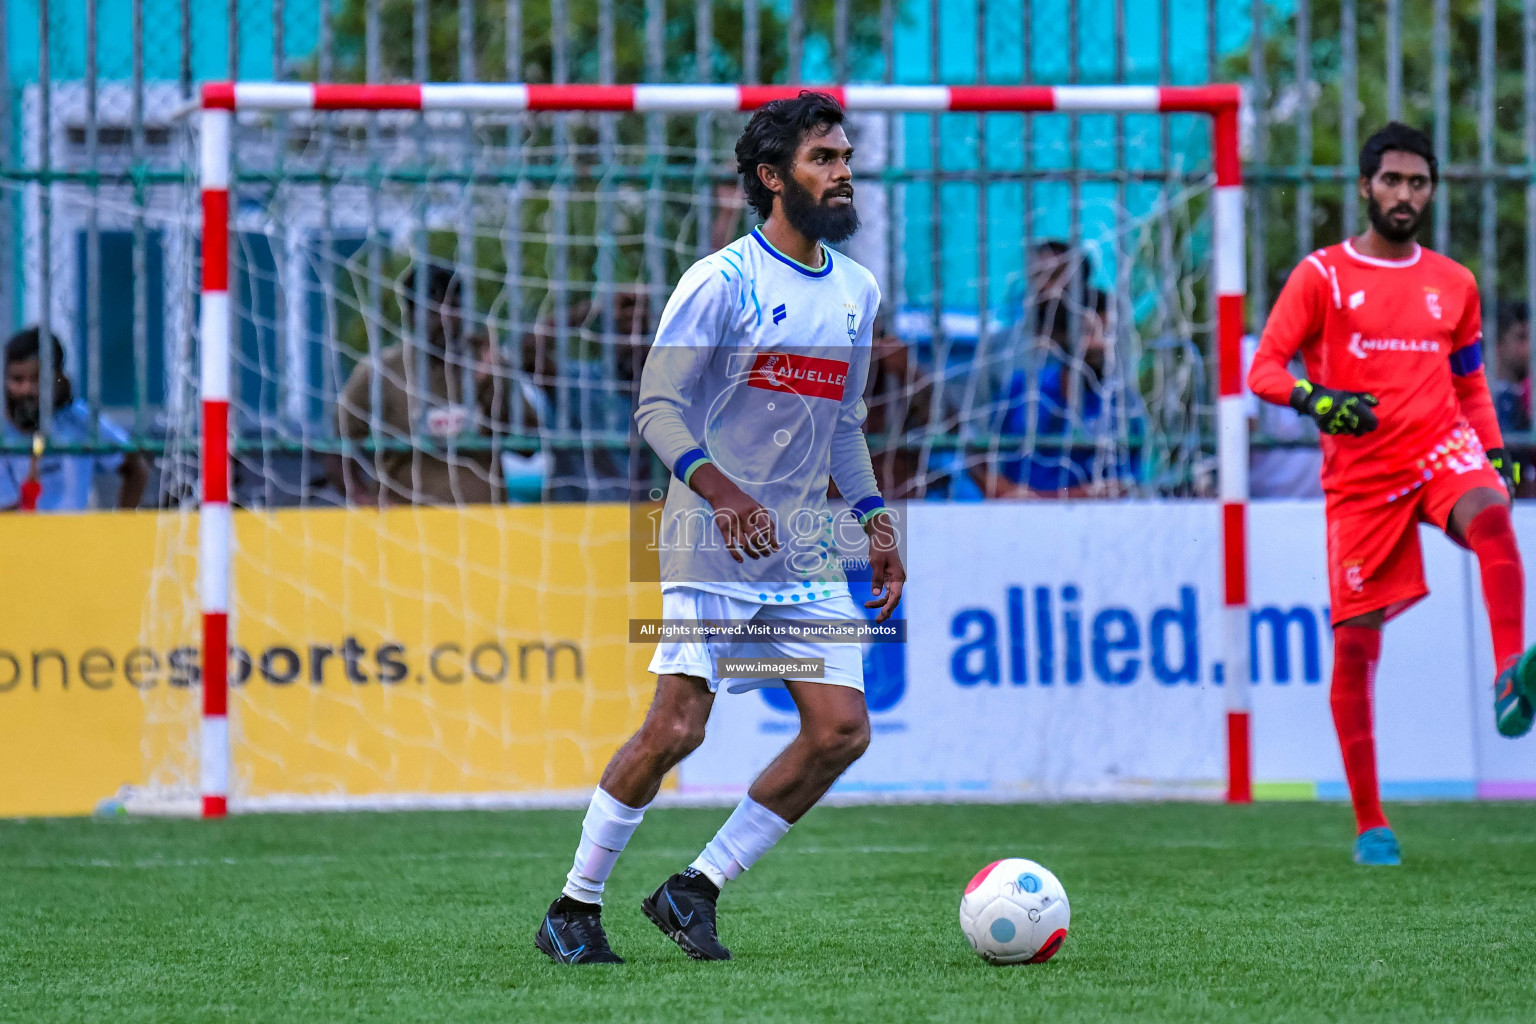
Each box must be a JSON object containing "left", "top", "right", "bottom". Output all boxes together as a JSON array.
[
  {"left": 1366, "top": 194, "right": 1427, "bottom": 244},
  {"left": 779, "top": 173, "right": 860, "bottom": 244}
]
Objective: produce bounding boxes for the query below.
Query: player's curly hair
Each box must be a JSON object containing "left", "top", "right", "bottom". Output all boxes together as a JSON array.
[
  {"left": 3, "top": 325, "right": 66, "bottom": 371},
  {"left": 735, "top": 91, "right": 847, "bottom": 220},
  {"left": 1359, "top": 122, "right": 1438, "bottom": 185},
  {"left": 398, "top": 260, "right": 460, "bottom": 316},
  {"left": 3, "top": 326, "right": 74, "bottom": 406}
]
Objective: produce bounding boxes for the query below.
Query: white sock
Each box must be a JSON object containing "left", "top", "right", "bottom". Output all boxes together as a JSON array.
[
  {"left": 562, "top": 788, "right": 647, "bottom": 905},
  {"left": 689, "top": 796, "right": 792, "bottom": 889}
]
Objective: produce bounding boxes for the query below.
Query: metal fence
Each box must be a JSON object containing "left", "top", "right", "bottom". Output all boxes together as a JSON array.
[{"left": 3, "top": 0, "right": 1536, "bottom": 508}]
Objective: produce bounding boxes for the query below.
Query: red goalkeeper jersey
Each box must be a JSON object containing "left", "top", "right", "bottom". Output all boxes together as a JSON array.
[{"left": 1248, "top": 239, "right": 1503, "bottom": 498}]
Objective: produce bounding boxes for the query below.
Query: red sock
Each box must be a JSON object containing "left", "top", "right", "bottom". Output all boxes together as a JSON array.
[
  {"left": 1465, "top": 503, "right": 1526, "bottom": 672},
  {"left": 1330, "top": 625, "right": 1388, "bottom": 835}
]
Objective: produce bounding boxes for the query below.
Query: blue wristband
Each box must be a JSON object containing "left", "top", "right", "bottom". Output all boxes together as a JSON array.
[
  {"left": 851, "top": 495, "right": 888, "bottom": 525},
  {"left": 674, "top": 448, "right": 711, "bottom": 485}
]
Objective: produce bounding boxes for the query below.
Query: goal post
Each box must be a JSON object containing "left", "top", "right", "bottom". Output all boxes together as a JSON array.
[{"left": 192, "top": 81, "right": 1248, "bottom": 817}]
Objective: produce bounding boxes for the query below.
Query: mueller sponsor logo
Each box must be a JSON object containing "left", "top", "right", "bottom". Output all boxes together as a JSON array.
[
  {"left": 1347, "top": 332, "right": 1442, "bottom": 360},
  {"left": 749, "top": 352, "right": 849, "bottom": 400}
]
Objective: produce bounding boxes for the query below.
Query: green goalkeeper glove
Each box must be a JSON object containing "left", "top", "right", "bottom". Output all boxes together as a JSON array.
[
  {"left": 1289, "top": 380, "right": 1380, "bottom": 437},
  {"left": 1487, "top": 447, "right": 1521, "bottom": 497}
]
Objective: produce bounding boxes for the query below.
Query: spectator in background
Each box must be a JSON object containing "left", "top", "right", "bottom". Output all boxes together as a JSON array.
[
  {"left": 861, "top": 317, "right": 932, "bottom": 499},
  {"left": 531, "top": 287, "right": 651, "bottom": 501},
  {"left": 0, "top": 326, "right": 148, "bottom": 512},
  {"left": 333, "top": 262, "right": 533, "bottom": 505},
  {"left": 1491, "top": 300, "right": 1533, "bottom": 497},
  {"left": 473, "top": 324, "right": 550, "bottom": 502},
  {"left": 965, "top": 242, "right": 1138, "bottom": 498},
  {"left": 1493, "top": 300, "right": 1531, "bottom": 433},
  {"left": 710, "top": 181, "right": 749, "bottom": 252},
  {"left": 1022, "top": 240, "right": 1093, "bottom": 350}
]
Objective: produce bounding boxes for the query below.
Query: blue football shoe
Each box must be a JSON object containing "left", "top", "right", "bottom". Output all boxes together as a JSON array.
[
  {"left": 1353, "top": 826, "right": 1401, "bottom": 866},
  {"left": 1494, "top": 649, "right": 1536, "bottom": 739}
]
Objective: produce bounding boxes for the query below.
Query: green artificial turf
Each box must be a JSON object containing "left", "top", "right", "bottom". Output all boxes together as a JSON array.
[{"left": 2, "top": 802, "right": 1532, "bottom": 1023}]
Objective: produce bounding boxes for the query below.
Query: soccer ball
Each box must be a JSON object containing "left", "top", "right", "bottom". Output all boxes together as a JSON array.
[{"left": 958, "top": 858, "right": 1071, "bottom": 965}]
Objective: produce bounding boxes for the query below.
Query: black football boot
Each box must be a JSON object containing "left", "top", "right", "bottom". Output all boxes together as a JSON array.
[
  {"left": 535, "top": 895, "right": 624, "bottom": 964},
  {"left": 640, "top": 868, "right": 733, "bottom": 961}
]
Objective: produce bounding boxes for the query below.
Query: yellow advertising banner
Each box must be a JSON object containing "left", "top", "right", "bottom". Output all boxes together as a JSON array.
[
  {"left": 0, "top": 505, "right": 659, "bottom": 817},
  {"left": 1, "top": 512, "right": 161, "bottom": 818}
]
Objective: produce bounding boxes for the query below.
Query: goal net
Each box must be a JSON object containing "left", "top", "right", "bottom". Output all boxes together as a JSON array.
[{"left": 134, "top": 83, "right": 1246, "bottom": 814}]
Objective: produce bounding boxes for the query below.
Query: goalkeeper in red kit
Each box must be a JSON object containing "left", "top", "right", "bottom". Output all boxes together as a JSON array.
[{"left": 1250, "top": 123, "right": 1536, "bottom": 867}]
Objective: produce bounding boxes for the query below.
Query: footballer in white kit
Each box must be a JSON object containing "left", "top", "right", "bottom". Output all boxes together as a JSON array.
[{"left": 537, "top": 91, "right": 905, "bottom": 965}]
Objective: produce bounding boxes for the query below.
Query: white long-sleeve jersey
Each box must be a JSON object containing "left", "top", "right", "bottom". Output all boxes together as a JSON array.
[{"left": 635, "top": 228, "right": 886, "bottom": 603}]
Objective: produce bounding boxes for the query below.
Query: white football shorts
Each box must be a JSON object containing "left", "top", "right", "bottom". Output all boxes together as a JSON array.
[{"left": 647, "top": 586, "right": 866, "bottom": 694}]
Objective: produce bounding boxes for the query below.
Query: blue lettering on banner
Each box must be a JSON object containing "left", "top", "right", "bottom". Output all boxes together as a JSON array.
[
  {"left": 1035, "top": 586, "right": 1053, "bottom": 684},
  {"left": 1091, "top": 608, "right": 1139, "bottom": 684},
  {"left": 947, "top": 584, "right": 1330, "bottom": 688},
  {"left": 1250, "top": 606, "right": 1324, "bottom": 683},
  {"left": 951, "top": 609, "right": 999, "bottom": 686},
  {"left": 1150, "top": 586, "right": 1199, "bottom": 685},
  {"left": 1007, "top": 586, "right": 1027, "bottom": 684},
  {"left": 1062, "top": 586, "right": 1083, "bottom": 684}
]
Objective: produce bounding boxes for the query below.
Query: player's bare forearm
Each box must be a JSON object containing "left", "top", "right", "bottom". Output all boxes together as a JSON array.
[
  {"left": 863, "top": 512, "right": 905, "bottom": 621},
  {"left": 688, "top": 461, "right": 779, "bottom": 561},
  {"left": 117, "top": 452, "right": 149, "bottom": 509}
]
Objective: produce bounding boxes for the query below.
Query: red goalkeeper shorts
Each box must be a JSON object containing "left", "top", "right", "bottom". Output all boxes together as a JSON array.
[{"left": 1325, "top": 426, "right": 1505, "bottom": 625}]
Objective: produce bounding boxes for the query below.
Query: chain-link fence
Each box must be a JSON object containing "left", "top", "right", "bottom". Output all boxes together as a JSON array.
[{"left": 4, "top": 0, "right": 1534, "bottom": 508}]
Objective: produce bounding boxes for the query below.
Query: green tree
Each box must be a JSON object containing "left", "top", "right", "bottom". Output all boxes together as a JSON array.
[
  {"left": 326, "top": 0, "right": 890, "bottom": 85},
  {"left": 304, "top": 0, "right": 900, "bottom": 372},
  {"left": 1228, "top": 0, "right": 1533, "bottom": 316}
]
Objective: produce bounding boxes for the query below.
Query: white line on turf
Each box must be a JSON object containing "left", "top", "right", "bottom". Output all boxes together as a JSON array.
[
  {"left": 11, "top": 834, "right": 1534, "bottom": 871},
  {"left": 10, "top": 843, "right": 948, "bottom": 871}
]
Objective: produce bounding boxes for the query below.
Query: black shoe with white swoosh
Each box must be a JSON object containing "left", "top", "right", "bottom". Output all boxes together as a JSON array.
[
  {"left": 535, "top": 896, "right": 624, "bottom": 964},
  {"left": 641, "top": 869, "right": 733, "bottom": 961}
]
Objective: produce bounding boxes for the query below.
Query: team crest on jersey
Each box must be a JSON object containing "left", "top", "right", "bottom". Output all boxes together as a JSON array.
[
  {"left": 1424, "top": 287, "right": 1442, "bottom": 320},
  {"left": 845, "top": 303, "right": 858, "bottom": 341},
  {"left": 1343, "top": 560, "right": 1365, "bottom": 594}
]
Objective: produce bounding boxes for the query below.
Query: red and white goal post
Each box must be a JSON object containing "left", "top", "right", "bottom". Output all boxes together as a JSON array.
[{"left": 195, "top": 81, "right": 1249, "bottom": 817}]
